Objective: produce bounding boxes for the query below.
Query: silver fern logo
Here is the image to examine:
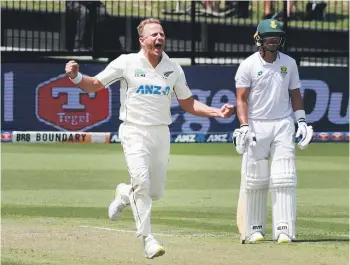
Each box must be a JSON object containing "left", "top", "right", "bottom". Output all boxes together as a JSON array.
[{"left": 163, "top": 71, "right": 174, "bottom": 79}]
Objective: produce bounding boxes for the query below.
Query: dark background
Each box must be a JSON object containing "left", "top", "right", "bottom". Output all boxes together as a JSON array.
[{"left": 2, "top": 63, "right": 348, "bottom": 133}]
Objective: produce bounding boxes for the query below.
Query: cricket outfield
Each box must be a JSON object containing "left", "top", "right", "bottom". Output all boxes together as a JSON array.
[{"left": 1, "top": 143, "right": 349, "bottom": 265}]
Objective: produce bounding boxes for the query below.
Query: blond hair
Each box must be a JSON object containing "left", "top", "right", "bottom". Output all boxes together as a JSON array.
[{"left": 137, "top": 18, "right": 161, "bottom": 37}]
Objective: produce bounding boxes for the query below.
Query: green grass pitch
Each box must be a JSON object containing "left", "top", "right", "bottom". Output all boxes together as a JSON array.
[{"left": 1, "top": 143, "right": 349, "bottom": 265}]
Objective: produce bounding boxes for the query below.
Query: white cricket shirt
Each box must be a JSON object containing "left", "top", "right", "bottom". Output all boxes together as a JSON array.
[
  {"left": 95, "top": 51, "right": 192, "bottom": 126},
  {"left": 235, "top": 51, "right": 301, "bottom": 120}
]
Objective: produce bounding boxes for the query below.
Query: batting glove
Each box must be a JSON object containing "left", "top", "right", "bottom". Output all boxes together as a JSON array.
[
  {"left": 233, "top": 124, "right": 256, "bottom": 154},
  {"left": 295, "top": 110, "right": 313, "bottom": 150}
]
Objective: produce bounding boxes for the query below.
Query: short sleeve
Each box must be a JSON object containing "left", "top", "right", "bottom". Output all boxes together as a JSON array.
[
  {"left": 95, "top": 54, "right": 126, "bottom": 87},
  {"left": 235, "top": 60, "right": 251, "bottom": 88},
  {"left": 173, "top": 64, "right": 192, "bottom": 100},
  {"left": 289, "top": 59, "right": 301, "bottom": 90}
]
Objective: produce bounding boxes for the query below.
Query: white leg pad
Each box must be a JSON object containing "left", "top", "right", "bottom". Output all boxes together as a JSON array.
[
  {"left": 270, "top": 157, "right": 297, "bottom": 241},
  {"left": 237, "top": 159, "right": 269, "bottom": 242}
]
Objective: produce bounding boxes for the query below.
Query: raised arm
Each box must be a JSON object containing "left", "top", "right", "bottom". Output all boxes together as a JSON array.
[
  {"left": 65, "top": 55, "right": 126, "bottom": 93},
  {"left": 65, "top": 60, "right": 104, "bottom": 93}
]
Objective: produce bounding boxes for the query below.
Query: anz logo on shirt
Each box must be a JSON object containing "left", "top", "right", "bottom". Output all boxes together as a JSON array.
[{"left": 136, "top": 85, "right": 171, "bottom": 95}]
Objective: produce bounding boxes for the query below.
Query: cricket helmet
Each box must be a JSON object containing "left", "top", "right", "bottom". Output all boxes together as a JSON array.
[{"left": 254, "top": 19, "right": 286, "bottom": 48}]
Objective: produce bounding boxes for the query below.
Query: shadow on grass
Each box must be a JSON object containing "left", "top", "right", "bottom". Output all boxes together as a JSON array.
[
  {"left": 293, "top": 238, "right": 349, "bottom": 243},
  {"left": 256, "top": 238, "right": 348, "bottom": 244}
]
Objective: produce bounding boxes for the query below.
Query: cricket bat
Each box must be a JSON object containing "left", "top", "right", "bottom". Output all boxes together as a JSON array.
[{"left": 236, "top": 193, "right": 246, "bottom": 244}]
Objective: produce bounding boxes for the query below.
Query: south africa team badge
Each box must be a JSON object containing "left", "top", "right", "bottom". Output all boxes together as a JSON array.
[{"left": 280, "top": 66, "right": 288, "bottom": 76}]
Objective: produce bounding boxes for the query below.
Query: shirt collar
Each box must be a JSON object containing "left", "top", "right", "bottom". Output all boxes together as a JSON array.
[
  {"left": 138, "top": 50, "right": 169, "bottom": 66},
  {"left": 258, "top": 51, "right": 280, "bottom": 66}
]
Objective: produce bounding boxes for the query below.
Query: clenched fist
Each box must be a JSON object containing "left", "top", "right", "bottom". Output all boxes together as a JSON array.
[
  {"left": 65, "top": 60, "right": 79, "bottom": 79},
  {"left": 220, "top": 104, "right": 235, "bottom": 118}
]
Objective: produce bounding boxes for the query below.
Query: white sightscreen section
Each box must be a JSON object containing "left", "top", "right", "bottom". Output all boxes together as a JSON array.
[{"left": 4, "top": 71, "right": 14, "bottom": 122}]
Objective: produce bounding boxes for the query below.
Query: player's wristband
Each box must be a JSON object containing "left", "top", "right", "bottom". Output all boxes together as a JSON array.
[
  {"left": 295, "top": 109, "right": 306, "bottom": 123},
  {"left": 69, "top": 72, "right": 83, "bottom": 84}
]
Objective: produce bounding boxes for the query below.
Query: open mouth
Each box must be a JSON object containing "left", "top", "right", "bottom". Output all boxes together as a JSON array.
[{"left": 154, "top": 43, "right": 162, "bottom": 49}]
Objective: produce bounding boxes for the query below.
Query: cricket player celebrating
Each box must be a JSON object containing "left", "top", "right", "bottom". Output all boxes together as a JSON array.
[
  {"left": 65, "top": 18, "right": 234, "bottom": 259},
  {"left": 233, "top": 19, "right": 313, "bottom": 244}
]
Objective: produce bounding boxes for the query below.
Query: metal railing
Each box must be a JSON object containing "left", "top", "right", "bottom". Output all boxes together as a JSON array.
[{"left": 1, "top": 0, "right": 349, "bottom": 66}]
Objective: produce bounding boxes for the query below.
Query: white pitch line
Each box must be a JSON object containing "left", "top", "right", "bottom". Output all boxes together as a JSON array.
[
  {"left": 80, "top": 225, "right": 175, "bottom": 237},
  {"left": 79, "top": 225, "right": 230, "bottom": 238},
  {"left": 80, "top": 225, "right": 350, "bottom": 242}
]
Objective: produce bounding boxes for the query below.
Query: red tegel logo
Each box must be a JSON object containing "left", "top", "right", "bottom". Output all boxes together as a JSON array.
[{"left": 35, "top": 74, "right": 111, "bottom": 131}]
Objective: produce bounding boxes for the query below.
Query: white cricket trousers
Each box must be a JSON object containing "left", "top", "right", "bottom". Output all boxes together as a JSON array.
[
  {"left": 119, "top": 122, "right": 170, "bottom": 238},
  {"left": 247, "top": 116, "right": 296, "bottom": 161},
  {"left": 237, "top": 116, "right": 298, "bottom": 240}
]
